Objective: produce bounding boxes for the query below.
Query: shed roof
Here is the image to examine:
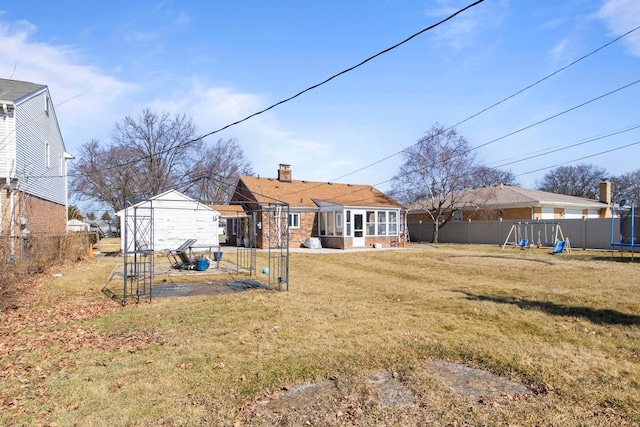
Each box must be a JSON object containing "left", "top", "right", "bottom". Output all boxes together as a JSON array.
[
  {"left": 238, "top": 175, "right": 403, "bottom": 209},
  {"left": 0, "top": 79, "right": 46, "bottom": 103}
]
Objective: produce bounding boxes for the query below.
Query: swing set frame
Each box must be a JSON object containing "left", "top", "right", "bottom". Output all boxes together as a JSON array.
[{"left": 501, "top": 221, "right": 569, "bottom": 251}]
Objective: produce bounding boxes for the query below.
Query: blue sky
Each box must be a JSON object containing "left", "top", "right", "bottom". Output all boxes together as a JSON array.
[{"left": 1, "top": 0, "right": 639, "bottom": 196}]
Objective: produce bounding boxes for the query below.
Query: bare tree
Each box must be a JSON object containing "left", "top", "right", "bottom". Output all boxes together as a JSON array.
[
  {"left": 470, "top": 165, "right": 519, "bottom": 187},
  {"left": 70, "top": 110, "right": 201, "bottom": 212},
  {"left": 183, "top": 138, "right": 254, "bottom": 203},
  {"left": 111, "top": 109, "right": 201, "bottom": 198},
  {"left": 611, "top": 170, "right": 640, "bottom": 206},
  {"left": 536, "top": 163, "right": 607, "bottom": 199},
  {"left": 71, "top": 139, "right": 141, "bottom": 212},
  {"left": 390, "top": 123, "right": 481, "bottom": 244}
]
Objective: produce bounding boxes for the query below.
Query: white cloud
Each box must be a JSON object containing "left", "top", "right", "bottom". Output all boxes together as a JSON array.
[
  {"left": 597, "top": 0, "right": 640, "bottom": 55},
  {"left": 425, "top": 0, "right": 509, "bottom": 50},
  {"left": 0, "top": 21, "right": 137, "bottom": 151},
  {"left": 0, "top": 18, "right": 342, "bottom": 182}
]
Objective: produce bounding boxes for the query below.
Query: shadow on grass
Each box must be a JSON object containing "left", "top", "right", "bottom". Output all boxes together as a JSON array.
[
  {"left": 591, "top": 256, "right": 640, "bottom": 263},
  {"left": 454, "top": 290, "right": 640, "bottom": 326}
]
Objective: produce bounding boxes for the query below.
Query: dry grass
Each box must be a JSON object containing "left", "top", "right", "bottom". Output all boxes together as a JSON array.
[{"left": 1, "top": 244, "right": 640, "bottom": 426}]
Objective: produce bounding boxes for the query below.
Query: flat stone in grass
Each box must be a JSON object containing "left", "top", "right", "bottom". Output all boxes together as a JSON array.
[{"left": 425, "top": 361, "right": 534, "bottom": 402}]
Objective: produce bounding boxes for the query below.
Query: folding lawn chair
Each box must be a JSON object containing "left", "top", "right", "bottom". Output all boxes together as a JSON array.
[{"left": 165, "top": 239, "right": 197, "bottom": 269}]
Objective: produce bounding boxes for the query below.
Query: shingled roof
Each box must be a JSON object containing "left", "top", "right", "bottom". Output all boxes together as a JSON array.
[
  {"left": 407, "top": 184, "right": 608, "bottom": 211},
  {"left": 238, "top": 174, "right": 402, "bottom": 209},
  {"left": 0, "top": 79, "right": 46, "bottom": 103}
]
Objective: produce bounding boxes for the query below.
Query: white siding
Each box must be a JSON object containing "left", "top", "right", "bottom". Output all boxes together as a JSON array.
[
  {"left": 541, "top": 207, "right": 555, "bottom": 220},
  {"left": 564, "top": 209, "right": 583, "bottom": 219},
  {"left": 119, "top": 190, "right": 220, "bottom": 251},
  {"left": 0, "top": 110, "right": 16, "bottom": 178},
  {"left": 15, "top": 89, "right": 67, "bottom": 205}
]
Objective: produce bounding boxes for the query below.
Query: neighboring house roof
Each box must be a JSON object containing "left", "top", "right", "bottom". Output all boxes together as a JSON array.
[
  {"left": 0, "top": 79, "right": 46, "bottom": 103},
  {"left": 238, "top": 175, "right": 403, "bottom": 209},
  {"left": 407, "top": 184, "right": 608, "bottom": 212},
  {"left": 207, "top": 204, "right": 248, "bottom": 217}
]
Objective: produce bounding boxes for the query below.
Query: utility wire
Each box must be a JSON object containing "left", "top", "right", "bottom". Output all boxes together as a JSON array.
[
  {"left": 325, "top": 23, "right": 640, "bottom": 184},
  {"left": 64, "top": 0, "right": 485, "bottom": 179},
  {"left": 491, "top": 123, "right": 640, "bottom": 169},
  {"left": 517, "top": 140, "right": 640, "bottom": 177}
]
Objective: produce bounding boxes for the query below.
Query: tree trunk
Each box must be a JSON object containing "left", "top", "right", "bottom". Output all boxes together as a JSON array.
[{"left": 432, "top": 221, "right": 439, "bottom": 244}]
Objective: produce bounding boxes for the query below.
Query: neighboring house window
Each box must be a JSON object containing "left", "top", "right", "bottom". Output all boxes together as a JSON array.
[
  {"left": 288, "top": 213, "right": 300, "bottom": 229},
  {"left": 377, "top": 211, "right": 387, "bottom": 235},
  {"left": 231, "top": 219, "right": 237, "bottom": 236},
  {"left": 453, "top": 210, "right": 463, "bottom": 221},
  {"left": 346, "top": 210, "right": 351, "bottom": 236},
  {"left": 45, "top": 141, "right": 50, "bottom": 168}
]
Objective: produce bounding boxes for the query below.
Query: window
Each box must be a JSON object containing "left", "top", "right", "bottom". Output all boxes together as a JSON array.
[
  {"left": 319, "top": 212, "right": 327, "bottom": 235},
  {"left": 336, "top": 213, "right": 343, "bottom": 236},
  {"left": 346, "top": 210, "right": 351, "bottom": 236},
  {"left": 327, "top": 212, "right": 335, "bottom": 236},
  {"left": 453, "top": 210, "right": 463, "bottom": 221},
  {"left": 388, "top": 211, "right": 398, "bottom": 235},
  {"left": 231, "top": 219, "right": 237, "bottom": 236},
  {"left": 366, "top": 211, "right": 375, "bottom": 236},
  {"left": 288, "top": 213, "right": 300, "bottom": 229},
  {"left": 377, "top": 211, "right": 387, "bottom": 235}
]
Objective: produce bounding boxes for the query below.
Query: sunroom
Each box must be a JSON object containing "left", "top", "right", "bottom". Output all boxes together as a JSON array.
[{"left": 315, "top": 201, "right": 402, "bottom": 249}]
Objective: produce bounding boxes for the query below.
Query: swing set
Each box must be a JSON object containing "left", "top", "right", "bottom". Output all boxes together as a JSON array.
[{"left": 501, "top": 221, "right": 570, "bottom": 252}]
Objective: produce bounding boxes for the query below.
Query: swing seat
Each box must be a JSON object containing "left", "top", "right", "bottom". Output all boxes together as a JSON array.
[
  {"left": 519, "top": 239, "right": 529, "bottom": 249},
  {"left": 551, "top": 240, "right": 566, "bottom": 254}
]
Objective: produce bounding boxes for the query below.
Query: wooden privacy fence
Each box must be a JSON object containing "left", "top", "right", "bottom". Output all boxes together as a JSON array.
[{"left": 408, "top": 218, "right": 618, "bottom": 250}]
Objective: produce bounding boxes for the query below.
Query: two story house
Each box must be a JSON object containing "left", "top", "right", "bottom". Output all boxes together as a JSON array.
[{"left": 0, "top": 79, "right": 72, "bottom": 250}]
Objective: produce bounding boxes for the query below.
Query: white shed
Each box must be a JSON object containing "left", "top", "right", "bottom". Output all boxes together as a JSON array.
[
  {"left": 67, "top": 219, "right": 91, "bottom": 232},
  {"left": 117, "top": 190, "right": 220, "bottom": 252}
]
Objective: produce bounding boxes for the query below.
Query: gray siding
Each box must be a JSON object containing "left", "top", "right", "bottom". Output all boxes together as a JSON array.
[
  {"left": 409, "top": 218, "right": 620, "bottom": 250},
  {"left": 15, "top": 89, "right": 67, "bottom": 205}
]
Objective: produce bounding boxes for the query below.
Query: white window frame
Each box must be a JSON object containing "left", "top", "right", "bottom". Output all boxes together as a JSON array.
[{"left": 288, "top": 212, "right": 300, "bottom": 229}]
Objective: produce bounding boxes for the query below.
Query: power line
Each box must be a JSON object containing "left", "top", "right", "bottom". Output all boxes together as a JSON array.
[
  {"left": 491, "top": 123, "right": 640, "bottom": 169},
  {"left": 65, "top": 0, "right": 485, "bottom": 179},
  {"left": 325, "top": 23, "right": 640, "bottom": 184},
  {"left": 517, "top": 140, "right": 640, "bottom": 177}
]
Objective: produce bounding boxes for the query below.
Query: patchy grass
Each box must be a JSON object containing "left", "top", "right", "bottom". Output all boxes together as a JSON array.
[{"left": 1, "top": 244, "right": 639, "bottom": 426}]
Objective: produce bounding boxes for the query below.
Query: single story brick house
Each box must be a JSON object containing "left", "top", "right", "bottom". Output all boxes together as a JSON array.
[
  {"left": 227, "top": 164, "right": 404, "bottom": 249},
  {"left": 407, "top": 180, "right": 612, "bottom": 224}
]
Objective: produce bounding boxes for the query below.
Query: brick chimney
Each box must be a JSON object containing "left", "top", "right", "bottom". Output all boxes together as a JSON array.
[
  {"left": 599, "top": 179, "right": 611, "bottom": 205},
  {"left": 277, "top": 164, "right": 292, "bottom": 182}
]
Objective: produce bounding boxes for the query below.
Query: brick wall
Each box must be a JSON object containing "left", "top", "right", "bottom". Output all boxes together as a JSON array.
[{"left": 1, "top": 191, "right": 66, "bottom": 236}]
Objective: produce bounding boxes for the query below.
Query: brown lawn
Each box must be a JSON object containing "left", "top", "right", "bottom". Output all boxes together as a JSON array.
[{"left": 1, "top": 243, "right": 639, "bottom": 426}]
